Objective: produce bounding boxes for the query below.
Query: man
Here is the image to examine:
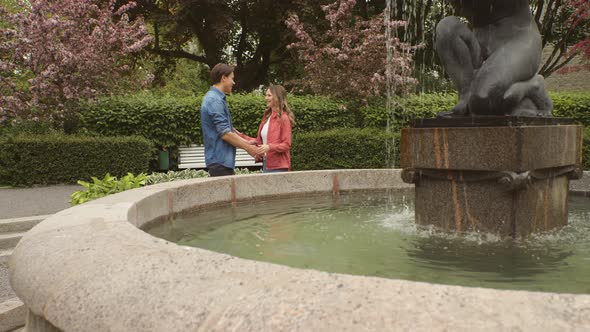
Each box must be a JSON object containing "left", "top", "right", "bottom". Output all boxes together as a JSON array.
[
  {"left": 201, "top": 63, "right": 257, "bottom": 177},
  {"left": 436, "top": 0, "right": 552, "bottom": 117}
]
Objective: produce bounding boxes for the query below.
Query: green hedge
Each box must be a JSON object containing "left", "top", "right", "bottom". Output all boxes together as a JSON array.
[
  {"left": 80, "top": 94, "right": 201, "bottom": 149},
  {"left": 362, "top": 91, "right": 590, "bottom": 128},
  {"left": 80, "top": 92, "right": 355, "bottom": 149},
  {"left": 292, "top": 128, "right": 399, "bottom": 170},
  {"left": 80, "top": 91, "right": 590, "bottom": 150},
  {"left": 79, "top": 91, "right": 589, "bottom": 170},
  {"left": 361, "top": 93, "right": 458, "bottom": 129},
  {"left": 0, "top": 134, "right": 152, "bottom": 186},
  {"left": 584, "top": 127, "right": 590, "bottom": 171},
  {"left": 292, "top": 128, "right": 590, "bottom": 171},
  {"left": 552, "top": 92, "right": 590, "bottom": 127}
]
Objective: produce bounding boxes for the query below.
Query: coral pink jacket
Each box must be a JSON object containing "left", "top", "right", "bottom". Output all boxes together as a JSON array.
[{"left": 240, "top": 111, "right": 292, "bottom": 170}]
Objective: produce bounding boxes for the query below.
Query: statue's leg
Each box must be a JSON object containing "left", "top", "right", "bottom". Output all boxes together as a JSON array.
[
  {"left": 504, "top": 75, "right": 553, "bottom": 117},
  {"left": 435, "top": 16, "right": 481, "bottom": 117},
  {"left": 468, "top": 40, "right": 541, "bottom": 116}
]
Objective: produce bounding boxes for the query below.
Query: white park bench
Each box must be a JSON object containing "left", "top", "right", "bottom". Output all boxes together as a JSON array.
[{"left": 178, "top": 144, "right": 262, "bottom": 169}]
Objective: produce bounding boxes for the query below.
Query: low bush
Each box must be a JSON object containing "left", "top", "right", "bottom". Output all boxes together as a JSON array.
[
  {"left": 361, "top": 93, "right": 457, "bottom": 129},
  {"left": 145, "top": 169, "right": 209, "bottom": 185},
  {"left": 77, "top": 91, "right": 589, "bottom": 171},
  {"left": 291, "top": 127, "right": 590, "bottom": 171},
  {"left": 70, "top": 173, "right": 147, "bottom": 205},
  {"left": 552, "top": 92, "right": 590, "bottom": 127},
  {"left": 361, "top": 91, "right": 590, "bottom": 128},
  {"left": 583, "top": 127, "right": 590, "bottom": 171},
  {"left": 79, "top": 92, "right": 353, "bottom": 150},
  {"left": 0, "top": 134, "right": 152, "bottom": 186},
  {"left": 79, "top": 93, "right": 201, "bottom": 149},
  {"left": 144, "top": 168, "right": 261, "bottom": 186},
  {"left": 292, "top": 128, "right": 399, "bottom": 170},
  {"left": 71, "top": 168, "right": 261, "bottom": 205},
  {"left": 0, "top": 120, "right": 59, "bottom": 137}
]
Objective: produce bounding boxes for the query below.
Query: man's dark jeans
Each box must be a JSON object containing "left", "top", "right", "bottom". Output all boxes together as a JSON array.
[{"left": 207, "top": 163, "right": 235, "bottom": 177}]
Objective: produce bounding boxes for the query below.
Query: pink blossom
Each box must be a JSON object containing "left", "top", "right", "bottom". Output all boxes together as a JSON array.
[
  {"left": 0, "top": 0, "right": 152, "bottom": 123},
  {"left": 286, "top": 0, "right": 418, "bottom": 100}
]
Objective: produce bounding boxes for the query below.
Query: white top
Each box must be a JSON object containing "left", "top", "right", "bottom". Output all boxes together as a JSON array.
[{"left": 261, "top": 117, "right": 270, "bottom": 144}]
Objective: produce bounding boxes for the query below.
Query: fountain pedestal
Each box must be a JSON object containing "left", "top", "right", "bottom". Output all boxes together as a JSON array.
[{"left": 400, "top": 117, "right": 584, "bottom": 237}]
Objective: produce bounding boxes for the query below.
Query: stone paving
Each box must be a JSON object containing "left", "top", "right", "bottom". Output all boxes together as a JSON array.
[{"left": 0, "top": 185, "right": 82, "bottom": 219}]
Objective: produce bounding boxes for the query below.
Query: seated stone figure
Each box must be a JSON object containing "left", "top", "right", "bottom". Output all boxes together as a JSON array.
[{"left": 436, "top": 0, "right": 553, "bottom": 117}]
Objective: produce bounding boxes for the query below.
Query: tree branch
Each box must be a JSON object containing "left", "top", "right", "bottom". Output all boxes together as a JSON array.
[{"left": 146, "top": 48, "right": 209, "bottom": 64}]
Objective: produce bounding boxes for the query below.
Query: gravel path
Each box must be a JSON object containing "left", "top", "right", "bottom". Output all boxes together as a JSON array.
[{"left": 0, "top": 185, "right": 82, "bottom": 219}]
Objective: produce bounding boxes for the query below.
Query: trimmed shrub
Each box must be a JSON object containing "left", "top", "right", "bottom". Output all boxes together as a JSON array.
[
  {"left": 79, "top": 93, "right": 201, "bottom": 149},
  {"left": 0, "top": 134, "right": 152, "bottom": 186},
  {"left": 146, "top": 169, "right": 209, "bottom": 185},
  {"left": 79, "top": 92, "right": 354, "bottom": 149},
  {"left": 361, "top": 92, "right": 590, "bottom": 129},
  {"left": 0, "top": 120, "right": 59, "bottom": 137},
  {"left": 144, "top": 167, "right": 261, "bottom": 185},
  {"left": 292, "top": 127, "right": 590, "bottom": 171},
  {"left": 361, "top": 93, "right": 457, "bottom": 129},
  {"left": 230, "top": 94, "right": 360, "bottom": 136},
  {"left": 552, "top": 92, "right": 590, "bottom": 127},
  {"left": 584, "top": 127, "right": 590, "bottom": 171},
  {"left": 80, "top": 91, "right": 589, "bottom": 147},
  {"left": 79, "top": 91, "right": 589, "bottom": 170},
  {"left": 292, "top": 128, "right": 399, "bottom": 170}
]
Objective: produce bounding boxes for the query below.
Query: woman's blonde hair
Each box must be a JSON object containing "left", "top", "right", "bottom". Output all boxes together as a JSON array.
[{"left": 264, "top": 85, "right": 295, "bottom": 125}]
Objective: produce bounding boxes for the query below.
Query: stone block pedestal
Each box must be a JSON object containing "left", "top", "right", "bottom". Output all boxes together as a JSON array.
[{"left": 400, "top": 117, "right": 584, "bottom": 237}]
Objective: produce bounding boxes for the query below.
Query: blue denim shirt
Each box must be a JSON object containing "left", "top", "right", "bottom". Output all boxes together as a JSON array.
[{"left": 200, "top": 87, "right": 235, "bottom": 169}]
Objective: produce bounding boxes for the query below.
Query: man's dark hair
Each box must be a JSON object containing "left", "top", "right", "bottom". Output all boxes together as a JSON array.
[{"left": 210, "top": 63, "right": 234, "bottom": 84}]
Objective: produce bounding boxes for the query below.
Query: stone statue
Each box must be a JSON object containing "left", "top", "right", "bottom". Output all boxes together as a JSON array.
[{"left": 436, "top": 0, "right": 553, "bottom": 117}]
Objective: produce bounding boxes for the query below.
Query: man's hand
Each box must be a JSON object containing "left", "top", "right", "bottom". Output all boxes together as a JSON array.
[
  {"left": 221, "top": 131, "right": 259, "bottom": 157},
  {"left": 243, "top": 144, "right": 258, "bottom": 157}
]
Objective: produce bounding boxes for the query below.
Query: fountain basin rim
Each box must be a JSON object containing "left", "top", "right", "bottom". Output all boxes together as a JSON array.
[{"left": 9, "top": 169, "right": 590, "bottom": 331}]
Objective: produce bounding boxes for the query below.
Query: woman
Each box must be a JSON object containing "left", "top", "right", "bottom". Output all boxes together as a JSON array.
[{"left": 238, "top": 85, "right": 294, "bottom": 173}]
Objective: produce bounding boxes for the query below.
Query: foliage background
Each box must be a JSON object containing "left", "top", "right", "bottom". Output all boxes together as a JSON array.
[{"left": 0, "top": 134, "right": 152, "bottom": 186}]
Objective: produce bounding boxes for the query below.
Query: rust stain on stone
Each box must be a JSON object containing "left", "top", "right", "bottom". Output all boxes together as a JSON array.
[
  {"left": 440, "top": 129, "right": 459, "bottom": 230},
  {"left": 532, "top": 191, "right": 540, "bottom": 231},
  {"left": 543, "top": 179, "right": 550, "bottom": 230},
  {"left": 451, "top": 179, "right": 462, "bottom": 232},
  {"left": 433, "top": 128, "right": 442, "bottom": 168},
  {"left": 230, "top": 178, "right": 237, "bottom": 207},
  {"left": 442, "top": 128, "right": 450, "bottom": 169},
  {"left": 459, "top": 172, "right": 479, "bottom": 228},
  {"left": 168, "top": 190, "right": 174, "bottom": 223},
  {"left": 332, "top": 174, "right": 340, "bottom": 196},
  {"left": 400, "top": 129, "right": 410, "bottom": 168},
  {"left": 562, "top": 127, "right": 569, "bottom": 165}
]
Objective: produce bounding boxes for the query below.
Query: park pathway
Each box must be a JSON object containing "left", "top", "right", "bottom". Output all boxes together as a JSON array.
[{"left": 0, "top": 185, "right": 82, "bottom": 331}]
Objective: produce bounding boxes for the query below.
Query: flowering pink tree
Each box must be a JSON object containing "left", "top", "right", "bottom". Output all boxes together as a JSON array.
[
  {"left": 0, "top": 0, "right": 152, "bottom": 124},
  {"left": 286, "top": 0, "right": 418, "bottom": 101},
  {"left": 560, "top": 0, "right": 590, "bottom": 73},
  {"left": 538, "top": 0, "right": 590, "bottom": 75}
]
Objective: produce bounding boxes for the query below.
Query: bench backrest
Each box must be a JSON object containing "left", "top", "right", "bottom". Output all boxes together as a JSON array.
[{"left": 178, "top": 144, "right": 262, "bottom": 169}]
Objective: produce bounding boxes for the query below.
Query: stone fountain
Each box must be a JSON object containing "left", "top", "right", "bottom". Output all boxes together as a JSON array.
[
  {"left": 400, "top": 0, "right": 584, "bottom": 236},
  {"left": 8, "top": 1, "right": 590, "bottom": 331}
]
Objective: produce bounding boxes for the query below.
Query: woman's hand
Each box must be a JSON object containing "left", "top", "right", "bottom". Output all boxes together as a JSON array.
[{"left": 256, "top": 144, "right": 270, "bottom": 155}]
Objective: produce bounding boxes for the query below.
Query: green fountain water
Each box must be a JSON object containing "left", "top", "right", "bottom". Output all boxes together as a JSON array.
[{"left": 146, "top": 190, "right": 590, "bottom": 294}]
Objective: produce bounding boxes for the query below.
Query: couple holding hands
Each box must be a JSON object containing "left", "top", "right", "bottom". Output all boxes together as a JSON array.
[{"left": 200, "top": 63, "right": 294, "bottom": 177}]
